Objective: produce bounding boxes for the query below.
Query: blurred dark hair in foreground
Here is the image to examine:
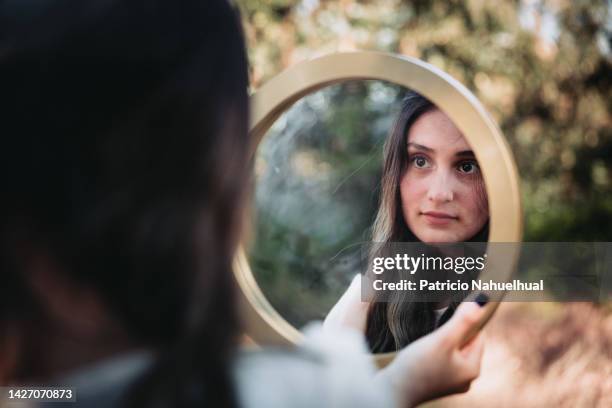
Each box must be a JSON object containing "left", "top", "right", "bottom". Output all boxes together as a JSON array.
[{"left": 0, "top": 0, "right": 249, "bottom": 406}]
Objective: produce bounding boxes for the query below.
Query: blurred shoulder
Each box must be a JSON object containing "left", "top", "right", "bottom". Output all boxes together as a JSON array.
[{"left": 234, "top": 322, "right": 395, "bottom": 408}]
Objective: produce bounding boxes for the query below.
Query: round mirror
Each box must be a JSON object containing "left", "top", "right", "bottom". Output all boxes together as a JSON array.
[{"left": 235, "top": 52, "right": 522, "bottom": 367}]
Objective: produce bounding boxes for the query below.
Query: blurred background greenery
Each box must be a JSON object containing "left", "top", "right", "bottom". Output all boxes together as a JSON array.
[{"left": 237, "top": 0, "right": 611, "bottom": 327}]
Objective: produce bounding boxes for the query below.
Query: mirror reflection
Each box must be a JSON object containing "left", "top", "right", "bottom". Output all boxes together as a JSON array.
[{"left": 247, "top": 80, "right": 489, "bottom": 353}]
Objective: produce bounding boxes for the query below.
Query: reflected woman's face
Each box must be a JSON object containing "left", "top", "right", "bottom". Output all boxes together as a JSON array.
[{"left": 400, "top": 109, "right": 488, "bottom": 243}]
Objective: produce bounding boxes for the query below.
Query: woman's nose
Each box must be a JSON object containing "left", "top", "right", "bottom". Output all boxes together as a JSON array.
[{"left": 427, "top": 171, "right": 454, "bottom": 203}]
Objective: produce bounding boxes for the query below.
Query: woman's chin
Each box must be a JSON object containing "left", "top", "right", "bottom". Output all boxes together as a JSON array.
[{"left": 414, "top": 228, "right": 462, "bottom": 243}]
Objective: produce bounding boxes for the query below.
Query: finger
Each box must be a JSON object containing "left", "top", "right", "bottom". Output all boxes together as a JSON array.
[
  {"left": 443, "top": 382, "right": 471, "bottom": 397},
  {"left": 462, "top": 332, "right": 485, "bottom": 372},
  {"left": 455, "top": 383, "right": 471, "bottom": 394},
  {"left": 460, "top": 329, "right": 485, "bottom": 355},
  {"left": 437, "top": 302, "right": 485, "bottom": 347}
]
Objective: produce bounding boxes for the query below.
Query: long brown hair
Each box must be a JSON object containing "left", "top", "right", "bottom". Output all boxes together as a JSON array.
[{"left": 365, "top": 91, "right": 489, "bottom": 353}]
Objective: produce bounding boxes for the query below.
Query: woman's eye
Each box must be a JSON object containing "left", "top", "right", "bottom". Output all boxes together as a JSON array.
[
  {"left": 411, "top": 156, "right": 429, "bottom": 168},
  {"left": 458, "top": 161, "right": 478, "bottom": 174}
]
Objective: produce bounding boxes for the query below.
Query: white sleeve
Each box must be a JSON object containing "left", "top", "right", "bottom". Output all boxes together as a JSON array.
[
  {"left": 323, "top": 274, "right": 370, "bottom": 334},
  {"left": 234, "top": 322, "right": 397, "bottom": 408}
]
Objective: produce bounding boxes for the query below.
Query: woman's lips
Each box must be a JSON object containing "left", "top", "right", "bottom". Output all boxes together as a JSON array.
[{"left": 421, "top": 211, "right": 458, "bottom": 226}]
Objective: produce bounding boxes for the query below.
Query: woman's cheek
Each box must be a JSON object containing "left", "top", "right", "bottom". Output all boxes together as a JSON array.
[
  {"left": 464, "top": 175, "right": 489, "bottom": 213},
  {"left": 401, "top": 173, "right": 426, "bottom": 203},
  {"left": 458, "top": 183, "right": 488, "bottom": 233}
]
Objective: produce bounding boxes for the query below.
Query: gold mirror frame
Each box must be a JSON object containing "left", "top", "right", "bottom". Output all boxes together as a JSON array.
[{"left": 235, "top": 51, "right": 523, "bottom": 367}]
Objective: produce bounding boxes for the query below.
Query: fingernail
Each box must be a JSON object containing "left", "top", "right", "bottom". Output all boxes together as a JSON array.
[{"left": 474, "top": 293, "right": 489, "bottom": 307}]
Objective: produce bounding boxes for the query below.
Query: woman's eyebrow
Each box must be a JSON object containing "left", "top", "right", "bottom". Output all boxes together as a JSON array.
[
  {"left": 407, "top": 142, "right": 433, "bottom": 152},
  {"left": 455, "top": 150, "right": 475, "bottom": 157}
]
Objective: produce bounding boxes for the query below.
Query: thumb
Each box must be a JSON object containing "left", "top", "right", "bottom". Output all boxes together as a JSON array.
[
  {"left": 437, "top": 301, "right": 486, "bottom": 348},
  {"left": 462, "top": 332, "right": 485, "bottom": 367}
]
